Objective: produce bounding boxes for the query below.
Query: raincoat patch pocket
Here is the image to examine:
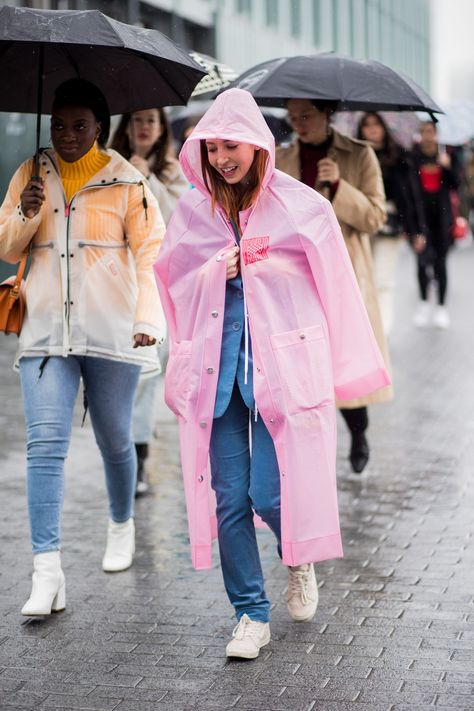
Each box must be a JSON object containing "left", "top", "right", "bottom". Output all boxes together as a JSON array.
[
  {"left": 271, "top": 324, "right": 333, "bottom": 415},
  {"left": 165, "top": 340, "right": 192, "bottom": 418}
]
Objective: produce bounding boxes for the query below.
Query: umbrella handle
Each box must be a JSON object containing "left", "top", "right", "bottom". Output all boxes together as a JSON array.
[{"left": 32, "top": 43, "right": 45, "bottom": 179}]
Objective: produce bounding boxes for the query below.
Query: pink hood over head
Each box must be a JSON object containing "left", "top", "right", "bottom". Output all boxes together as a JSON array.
[{"left": 179, "top": 88, "right": 276, "bottom": 196}]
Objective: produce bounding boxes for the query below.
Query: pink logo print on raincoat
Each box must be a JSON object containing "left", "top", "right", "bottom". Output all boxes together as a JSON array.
[
  {"left": 154, "top": 88, "right": 391, "bottom": 571},
  {"left": 241, "top": 236, "right": 270, "bottom": 265}
]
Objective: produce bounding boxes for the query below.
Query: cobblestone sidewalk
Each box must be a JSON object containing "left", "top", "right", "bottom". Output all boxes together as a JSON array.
[{"left": 1, "top": 244, "right": 473, "bottom": 710}]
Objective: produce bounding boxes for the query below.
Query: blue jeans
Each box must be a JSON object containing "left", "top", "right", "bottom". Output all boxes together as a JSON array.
[
  {"left": 19, "top": 356, "right": 140, "bottom": 554},
  {"left": 132, "top": 373, "right": 160, "bottom": 443},
  {"left": 210, "top": 386, "right": 281, "bottom": 623}
]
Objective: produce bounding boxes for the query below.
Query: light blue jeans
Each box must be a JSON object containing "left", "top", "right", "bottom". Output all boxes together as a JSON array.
[
  {"left": 210, "top": 385, "right": 281, "bottom": 623},
  {"left": 19, "top": 355, "right": 140, "bottom": 554},
  {"left": 132, "top": 373, "right": 160, "bottom": 443}
]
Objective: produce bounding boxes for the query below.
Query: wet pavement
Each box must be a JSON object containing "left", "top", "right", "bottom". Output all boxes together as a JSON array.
[{"left": 1, "top": 243, "right": 473, "bottom": 711}]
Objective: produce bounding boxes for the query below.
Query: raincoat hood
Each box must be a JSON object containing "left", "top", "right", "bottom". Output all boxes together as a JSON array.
[{"left": 179, "top": 88, "right": 276, "bottom": 196}]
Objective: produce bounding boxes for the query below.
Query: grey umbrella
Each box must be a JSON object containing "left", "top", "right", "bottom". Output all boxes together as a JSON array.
[
  {"left": 0, "top": 5, "right": 206, "bottom": 169},
  {"left": 228, "top": 53, "right": 442, "bottom": 115}
]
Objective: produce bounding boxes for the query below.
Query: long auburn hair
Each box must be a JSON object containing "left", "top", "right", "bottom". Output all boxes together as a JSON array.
[
  {"left": 357, "top": 112, "right": 400, "bottom": 168},
  {"left": 199, "top": 140, "right": 269, "bottom": 226},
  {"left": 111, "top": 108, "right": 173, "bottom": 178}
]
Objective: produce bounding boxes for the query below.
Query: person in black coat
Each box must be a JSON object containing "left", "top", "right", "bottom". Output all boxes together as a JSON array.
[
  {"left": 411, "top": 121, "right": 460, "bottom": 329},
  {"left": 357, "top": 112, "right": 425, "bottom": 335}
]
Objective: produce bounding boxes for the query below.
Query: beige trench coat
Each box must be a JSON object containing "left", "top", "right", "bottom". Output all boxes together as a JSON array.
[{"left": 276, "top": 130, "right": 393, "bottom": 407}]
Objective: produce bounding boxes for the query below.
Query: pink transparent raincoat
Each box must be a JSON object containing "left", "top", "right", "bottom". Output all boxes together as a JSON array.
[{"left": 154, "top": 89, "right": 390, "bottom": 570}]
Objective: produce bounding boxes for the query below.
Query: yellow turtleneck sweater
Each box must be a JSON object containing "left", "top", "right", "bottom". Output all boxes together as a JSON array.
[{"left": 56, "top": 141, "right": 111, "bottom": 203}]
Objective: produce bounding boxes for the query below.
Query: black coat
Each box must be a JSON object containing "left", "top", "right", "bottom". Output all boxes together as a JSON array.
[{"left": 376, "top": 147, "right": 425, "bottom": 238}]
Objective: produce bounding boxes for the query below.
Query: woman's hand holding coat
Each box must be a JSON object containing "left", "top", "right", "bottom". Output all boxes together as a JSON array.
[{"left": 226, "top": 246, "right": 240, "bottom": 280}]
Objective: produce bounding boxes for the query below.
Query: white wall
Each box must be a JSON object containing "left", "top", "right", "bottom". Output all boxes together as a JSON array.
[{"left": 431, "top": 0, "right": 474, "bottom": 102}]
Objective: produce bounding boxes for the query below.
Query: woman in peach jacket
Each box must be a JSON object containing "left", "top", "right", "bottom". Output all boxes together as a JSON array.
[{"left": 0, "top": 79, "right": 165, "bottom": 617}]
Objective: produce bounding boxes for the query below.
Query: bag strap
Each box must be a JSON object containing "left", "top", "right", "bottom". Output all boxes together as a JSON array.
[{"left": 8, "top": 253, "right": 28, "bottom": 301}]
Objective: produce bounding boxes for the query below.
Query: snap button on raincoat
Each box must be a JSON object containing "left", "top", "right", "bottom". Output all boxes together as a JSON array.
[{"left": 154, "top": 88, "right": 391, "bottom": 570}]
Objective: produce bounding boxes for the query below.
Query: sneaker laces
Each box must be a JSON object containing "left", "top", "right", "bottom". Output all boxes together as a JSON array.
[
  {"left": 232, "top": 615, "right": 262, "bottom": 642},
  {"left": 287, "top": 566, "right": 314, "bottom": 605}
]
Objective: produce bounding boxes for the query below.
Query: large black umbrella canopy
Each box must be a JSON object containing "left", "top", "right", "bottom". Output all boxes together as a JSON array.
[
  {"left": 229, "top": 53, "right": 443, "bottom": 115},
  {"left": 0, "top": 5, "right": 206, "bottom": 115},
  {"left": 0, "top": 5, "right": 206, "bottom": 119}
]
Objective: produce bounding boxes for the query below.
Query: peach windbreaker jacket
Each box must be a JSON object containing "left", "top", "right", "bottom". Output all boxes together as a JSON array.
[{"left": 0, "top": 149, "right": 166, "bottom": 370}]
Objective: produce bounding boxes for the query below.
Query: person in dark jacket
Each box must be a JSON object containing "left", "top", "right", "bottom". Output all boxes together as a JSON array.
[
  {"left": 357, "top": 112, "right": 426, "bottom": 335},
  {"left": 411, "top": 121, "right": 460, "bottom": 329}
]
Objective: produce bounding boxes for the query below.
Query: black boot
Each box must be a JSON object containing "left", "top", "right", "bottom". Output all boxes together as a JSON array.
[
  {"left": 135, "top": 442, "right": 150, "bottom": 497},
  {"left": 340, "top": 407, "right": 370, "bottom": 473},
  {"left": 349, "top": 431, "right": 369, "bottom": 473}
]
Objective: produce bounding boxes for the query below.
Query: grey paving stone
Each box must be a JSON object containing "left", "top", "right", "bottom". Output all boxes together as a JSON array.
[{"left": 38, "top": 695, "right": 120, "bottom": 710}]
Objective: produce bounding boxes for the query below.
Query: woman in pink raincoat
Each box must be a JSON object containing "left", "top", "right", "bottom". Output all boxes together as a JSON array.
[{"left": 154, "top": 88, "right": 390, "bottom": 660}]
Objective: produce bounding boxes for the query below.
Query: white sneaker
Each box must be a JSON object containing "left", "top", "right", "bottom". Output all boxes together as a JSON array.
[
  {"left": 102, "top": 518, "right": 135, "bottom": 572},
  {"left": 413, "top": 300, "right": 432, "bottom": 328},
  {"left": 21, "top": 551, "right": 66, "bottom": 616},
  {"left": 286, "top": 563, "right": 319, "bottom": 622},
  {"left": 433, "top": 305, "right": 450, "bottom": 329},
  {"left": 225, "top": 614, "right": 271, "bottom": 659}
]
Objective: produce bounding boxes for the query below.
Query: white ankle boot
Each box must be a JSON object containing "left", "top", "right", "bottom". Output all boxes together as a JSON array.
[
  {"left": 102, "top": 518, "right": 135, "bottom": 572},
  {"left": 21, "top": 551, "right": 65, "bottom": 616}
]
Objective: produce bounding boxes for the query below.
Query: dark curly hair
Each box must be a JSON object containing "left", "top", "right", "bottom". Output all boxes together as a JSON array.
[{"left": 53, "top": 78, "right": 110, "bottom": 148}]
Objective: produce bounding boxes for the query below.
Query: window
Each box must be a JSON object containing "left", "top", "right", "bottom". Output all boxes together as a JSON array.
[
  {"left": 332, "top": 0, "right": 339, "bottom": 50},
  {"left": 290, "top": 0, "right": 301, "bottom": 37},
  {"left": 235, "top": 0, "right": 252, "bottom": 14},
  {"left": 349, "top": 0, "right": 355, "bottom": 54},
  {"left": 265, "top": 0, "right": 279, "bottom": 27},
  {"left": 313, "top": 0, "right": 321, "bottom": 46}
]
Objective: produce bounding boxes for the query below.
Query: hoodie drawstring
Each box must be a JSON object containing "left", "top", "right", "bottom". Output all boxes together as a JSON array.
[
  {"left": 243, "top": 287, "right": 249, "bottom": 386},
  {"left": 228, "top": 216, "right": 257, "bottom": 422}
]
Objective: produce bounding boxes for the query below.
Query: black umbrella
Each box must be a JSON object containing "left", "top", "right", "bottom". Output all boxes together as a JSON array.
[
  {"left": 228, "top": 53, "right": 442, "bottom": 115},
  {"left": 0, "top": 5, "right": 206, "bottom": 170}
]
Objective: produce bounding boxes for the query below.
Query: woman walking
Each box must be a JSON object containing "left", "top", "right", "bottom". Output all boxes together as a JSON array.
[
  {"left": 357, "top": 112, "right": 426, "bottom": 335},
  {"left": 276, "top": 99, "right": 393, "bottom": 474},
  {"left": 111, "top": 108, "right": 188, "bottom": 493},
  {"left": 0, "top": 79, "right": 165, "bottom": 615},
  {"left": 411, "top": 121, "right": 460, "bottom": 329},
  {"left": 154, "top": 89, "right": 390, "bottom": 659}
]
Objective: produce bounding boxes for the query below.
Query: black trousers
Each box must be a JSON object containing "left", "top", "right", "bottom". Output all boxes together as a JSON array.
[{"left": 417, "top": 249, "right": 448, "bottom": 305}]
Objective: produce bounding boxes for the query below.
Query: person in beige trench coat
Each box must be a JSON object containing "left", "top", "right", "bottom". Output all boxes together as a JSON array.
[{"left": 276, "top": 99, "right": 393, "bottom": 473}]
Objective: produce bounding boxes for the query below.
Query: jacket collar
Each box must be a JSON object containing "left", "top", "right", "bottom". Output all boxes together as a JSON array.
[
  {"left": 286, "top": 129, "right": 368, "bottom": 154},
  {"left": 331, "top": 129, "right": 368, "bottom": 153},
  {"left": 41, "top": 147, "right": 144, "bottom": 185}
]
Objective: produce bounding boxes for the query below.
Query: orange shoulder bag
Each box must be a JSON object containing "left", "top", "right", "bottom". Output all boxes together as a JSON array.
[{"left": 0, "top": 253, "right": 28, "bottom": 336}]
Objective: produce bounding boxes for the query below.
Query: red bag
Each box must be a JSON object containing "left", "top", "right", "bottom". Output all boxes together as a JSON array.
[{"left": 450, "top": 191, "right": 469, "bottom": 241}]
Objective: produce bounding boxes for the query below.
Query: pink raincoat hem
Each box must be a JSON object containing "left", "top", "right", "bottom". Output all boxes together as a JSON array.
[
  {"left": 336, "top": 370, "right": 391, "bottom": 401},
  {"left": 282, "top": 534, "right": 344, "bottom": 566}
]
